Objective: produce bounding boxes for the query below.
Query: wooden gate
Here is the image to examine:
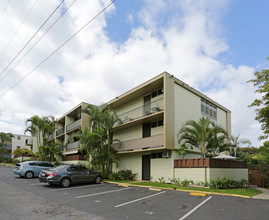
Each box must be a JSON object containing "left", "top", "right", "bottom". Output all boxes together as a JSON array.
[{"left": 249, "top": 166, "right": 269, "bottom": 187}]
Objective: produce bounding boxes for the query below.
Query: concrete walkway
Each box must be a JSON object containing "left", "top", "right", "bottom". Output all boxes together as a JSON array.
[{"left": 252, "top": 187, "right": 269, "bottom": 200}]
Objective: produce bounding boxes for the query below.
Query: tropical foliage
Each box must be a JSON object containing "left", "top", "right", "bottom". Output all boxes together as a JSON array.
[
  {"left": 25, "top": 115, "right": 62, "bottom": 161},
  {"left": 252, "top": 141, "right": 269, "bottom": 165},
  {"left": 248, "top": 57, "right": 269, "bottom": 140},
  {"left": 0, "top": 132, "right": 14, "bottom": 157},
  {"left": 12, "top": 148, "right": 33, "bottom": 161},
  {"left": 73, "top": 104, "right": 120, "bottom": 176},
  {"left": 177, "top": 117, "right": 228, "bottom": 158}
]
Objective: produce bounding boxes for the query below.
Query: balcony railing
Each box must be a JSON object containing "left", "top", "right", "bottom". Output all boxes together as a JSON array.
[
  {"left": 114, "top": 98, "right": 163, "bottom": 127},
  {"left": 66, "top": 119, "right": 81, "bottom": 132},
  {"left": 56, "top": 127, "right": 64, "bottom": 136},
  {"left": 66, "top": 141, "right": 81, "bottom": 150},
  {"left": 113, "top": 134, "right": 164, "bottom": 152},
  {"left": 48, "top": 133, "right": 55, "bottom": 141},
  {"left": 2, "top": 144, "right": 12, "bottom": 149}
]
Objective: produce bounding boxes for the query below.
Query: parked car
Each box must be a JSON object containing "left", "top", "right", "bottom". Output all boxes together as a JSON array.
[
  {"left": 39, "top": 164, "right": 102, "bottom": 187},
  {"left": 13, "top": 161, "right": 54, "bottom": 179}
]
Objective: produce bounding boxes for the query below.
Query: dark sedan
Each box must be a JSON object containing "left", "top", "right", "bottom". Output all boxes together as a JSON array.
[{"left": 39, "top": 165, "right": 102, "bottom": 187}]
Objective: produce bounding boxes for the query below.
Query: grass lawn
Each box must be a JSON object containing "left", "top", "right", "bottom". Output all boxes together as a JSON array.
[
  {"left": 0, "top": 163, "right": 15, "bottom": 166},
  {"left": 126, "top": 182, "right": 263, "bottom": 198}
]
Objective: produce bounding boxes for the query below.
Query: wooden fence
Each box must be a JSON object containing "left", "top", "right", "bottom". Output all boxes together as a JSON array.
[{"left": 174, "top": 158, "right": 247, "bottom": 168}]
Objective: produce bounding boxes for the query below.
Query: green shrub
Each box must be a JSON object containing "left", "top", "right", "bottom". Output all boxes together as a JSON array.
[
  {"left": 181, "top": 179, "right": 194, "bottom": 187},
  {"left": 169, "top": 177, "right": 181, "bottom": 184},
  {"left": 158, "top": 177, "right": 166, "bottom": 183},
  {"left": 109, "top": 169, "right": 137, "bottom": 181},
  {"left": 209, "top": 177, "right": 248, "bottom": 189}
]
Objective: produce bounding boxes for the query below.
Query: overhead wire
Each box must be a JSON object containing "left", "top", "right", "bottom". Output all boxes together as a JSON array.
[
  {"left": 0, "top": 0, "right": 66, "bottom": 78},
  {"left": 0, "top": 0, "right": 12, "bottom": 20},
  {"left": 0, "top": 0, "right": 77, "bottom": 83},
  {"left": 0, "top": 0, "right": 40, "bottom": 59},
  {"left": 0, "top": 0, "right": 117, "bottom": 98}
]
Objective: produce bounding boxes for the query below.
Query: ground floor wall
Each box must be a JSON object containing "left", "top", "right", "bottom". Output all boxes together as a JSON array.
[{"left": 113, "top": 150, "right": 248, "bottom": 182}]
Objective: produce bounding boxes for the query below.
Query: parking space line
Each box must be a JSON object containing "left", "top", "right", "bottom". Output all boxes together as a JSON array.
[
  {"left": 49, "top": 183, "right": 105, "bottom": 191},
  {"left": 76, "top": 187, "right": 131, "bottom": 199},
  {"left": 178, "top": 196, "right": 212, "bottom": 220},
  {"left": 115, "top": 191, "right": 166, "bottom": 208}
]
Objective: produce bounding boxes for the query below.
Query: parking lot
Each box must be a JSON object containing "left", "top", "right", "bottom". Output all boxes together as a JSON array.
[{"left": 0, "top": 165, "right": 269, "bottom": 220}]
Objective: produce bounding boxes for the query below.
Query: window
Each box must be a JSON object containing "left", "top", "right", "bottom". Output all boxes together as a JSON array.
[
  {"left": 17, "top": 146, "right": 21, "bottom": 149},
  {"left": 17, "top": 136, "right": 21, "bottom": 140},
  {"left": 151, "top": 152, "right": 162, "bottom": 159},
  {"left": 201, "top": 99, "right": 217, "bottom": 120},
  {"left": 143, "top": 123, "right": 151, "bottom": 138}
]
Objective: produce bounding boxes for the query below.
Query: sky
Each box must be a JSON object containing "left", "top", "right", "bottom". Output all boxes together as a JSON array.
[{"left": 0, "top": 0, "right": 268, "bottom": 147}]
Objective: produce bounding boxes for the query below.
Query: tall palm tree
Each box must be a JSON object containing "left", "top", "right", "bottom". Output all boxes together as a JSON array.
[
  {"left": 82, "top": 104, "right": 120, "bottom": 174},
  {"left": 0, "top": 132, "right": 14, "bottom": 157},
  {"left": 230, "top": 134, "right": 251, "bottom": 157},
  {"left": 177, "top": 117, "right": 228, "bottom": 158}
]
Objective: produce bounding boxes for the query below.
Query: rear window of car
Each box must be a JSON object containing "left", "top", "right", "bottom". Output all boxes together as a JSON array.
[
  {"left": 40, "top": 163, "right": 54, "bottom": 167},
  {"left": 29, "top": 162, "right": 40, "bottom": 166},
  {"left": 50, "top": 165, "right": 67, "bottom": 171}
]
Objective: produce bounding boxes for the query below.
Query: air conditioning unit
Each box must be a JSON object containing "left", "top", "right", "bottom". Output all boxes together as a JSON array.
[{"left": 162, "top": 151, "right": 171, "bottom": 158}]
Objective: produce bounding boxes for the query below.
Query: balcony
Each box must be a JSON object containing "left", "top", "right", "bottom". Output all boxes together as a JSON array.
[
  {"left": 66, "top": 141, "right": 81, "bottom": 150},
  {"left": 25, "top": 138, "right": 33, "bottom": 145},
  {"left": 113, "top": 134, "right": 164, "bottom": 152},
  {"left": 56, "top": 127, "right": 64, "bottom": 137},
  {"left": 114, "top": 98, "right": 163, "bottom": 128},
  {"left": 48, "top": 133, "right": 56, "bottom": 141},
  {"left": 66, "top": 119, "right": 81, "bottom": 133},
  {"left": 2, "top": 144, "right": 12, "bottom": 149}
]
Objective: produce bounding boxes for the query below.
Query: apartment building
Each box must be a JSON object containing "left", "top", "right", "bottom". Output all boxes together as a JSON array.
[
  {"left": 2, "top": 134, "right": 34, "bottom": 159},
  {"left": 107, "top": 72, "right": 231, "bottom": 181},
  {"left": 47, "top": 102, "right": 90, "bottom": 163}
]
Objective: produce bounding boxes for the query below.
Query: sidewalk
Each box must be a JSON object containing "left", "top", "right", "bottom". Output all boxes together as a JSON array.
[{"left": 252, "top": 186, "right": 269, "bottom": 200}]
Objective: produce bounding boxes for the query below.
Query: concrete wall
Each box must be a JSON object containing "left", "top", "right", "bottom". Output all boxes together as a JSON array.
[
  {"left": 174, "top": 167, "right": 248, "bottom": 183},
  {"left": 113, "top": 153, "right": 143, "bottom": 180},
  {"left": 151, "top": 158, "right": 173, "bottom": 182},
  {"left": 208, "top": 168, "right": 248, "bottom": 181},
  {"left": 114, "top": 125, "right": 142, "bottom": 142}
]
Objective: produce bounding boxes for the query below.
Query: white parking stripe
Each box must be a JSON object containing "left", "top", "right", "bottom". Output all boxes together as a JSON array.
[
  {"left": 49, "top": 183, "right": 105, "bottom": 191},
  {"left": 178, "top": 196, "right": 212, "bottom": 220},
  {"left": 115, "top": 191, "right": 166, "bottom": 208},
  {"left": 76, "top": 187, "right": 131, "bottom": 199}
]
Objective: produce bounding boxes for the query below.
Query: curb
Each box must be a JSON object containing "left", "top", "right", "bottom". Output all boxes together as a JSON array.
[
  {"left": 0, "top": 163, "right": 14, "bottom": 167},
  {"left": 104, "top": 181, "right": 252, "bottom": 199}
]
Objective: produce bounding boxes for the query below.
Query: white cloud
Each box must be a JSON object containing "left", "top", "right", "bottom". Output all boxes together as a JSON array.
[{"left": 0, "top": 0, "right": 264, "bottom": 147}]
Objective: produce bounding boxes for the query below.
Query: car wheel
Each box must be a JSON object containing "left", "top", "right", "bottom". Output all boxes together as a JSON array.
[
  {"left": 61, "top": 178, "right": 71, "bottom": 188},
  {"left": 25, "top": 171, "right": 34, "bottom": 179},
  {"left": 94, "top": 176, "right": 101, "bottom": 184}
]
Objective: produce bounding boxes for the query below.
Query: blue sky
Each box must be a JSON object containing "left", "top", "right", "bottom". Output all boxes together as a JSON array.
[
  {"left": 0, "top": 0, "right": 268, "bottom": 147},
  {"left": 105, "top": 0, "right": 269, "bottom": 68}
]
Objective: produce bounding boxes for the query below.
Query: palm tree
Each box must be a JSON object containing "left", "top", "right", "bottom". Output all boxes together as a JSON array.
[
  {"left": 177, "top": 117, "right": 228, "bottom": 158},
  {"left": 0, "top": 132, "right": 14, "bottom": 157},
  {"left": 81, "top": 104, "right": 120, "bottom": 174},
  {"left": 230, "top": 134, "right": 251, "bottom": 157}
]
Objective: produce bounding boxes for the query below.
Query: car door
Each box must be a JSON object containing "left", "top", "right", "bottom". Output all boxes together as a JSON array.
[
  {"left": 66, "top": 166, "right": 81, "bottom": 183},
  {"left": 77, "top": 167, "right": 91, "bottom": 183},
  {"left": 29, "top": 162, "right": 41, "bottom": 176}
]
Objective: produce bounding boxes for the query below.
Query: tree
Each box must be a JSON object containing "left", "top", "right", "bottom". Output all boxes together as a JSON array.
[
  {"left": 0, "top": 132, "right": 14, "bottom": 157},
  {"left": 229, "top": 135, "right": 251, "bottom": 157},
  {"left": 253, "top": 141, "right": 269, "bottom": 165},
  {"left": 81, "top": 104, "right": 120, "bottom": 175},
  {"left": 248, "top": 57, "right": 269, "bottom": 140},
  {"left": 177, "top": 117, "right": 228, "bottom": 158},
  {"left": 177, "top": 144, "right": 189, "bottom": 159},
  {"left": 12, "top": 148, "right": 32, "bottom": 162}
]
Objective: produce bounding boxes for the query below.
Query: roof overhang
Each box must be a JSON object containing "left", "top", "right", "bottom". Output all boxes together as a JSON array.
[{"left": 62, "top": 150, "right": 79, "bottom": 155}]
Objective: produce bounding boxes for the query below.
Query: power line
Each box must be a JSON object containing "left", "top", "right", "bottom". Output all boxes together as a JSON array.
[
  {"left": 0, "top": 0, "right": 65, "bottom": 78},
  {"left": 0, "top": 0, "right": 12, "bottom": 20},
  {"left": 0, "top": 0, "right": 116, "bottom": 98},
  {"left": 0, "top": 0, "right": 77, "bottom": 83},
  {"left": 0, "top": 0, "right": 40, "bottom": 59}
]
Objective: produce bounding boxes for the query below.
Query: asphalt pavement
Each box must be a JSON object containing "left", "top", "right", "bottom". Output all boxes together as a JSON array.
[{"left": 0, "top": 164, "right": 269, "bottom": 220}]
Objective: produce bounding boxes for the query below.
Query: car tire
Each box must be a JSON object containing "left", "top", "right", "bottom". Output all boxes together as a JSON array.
[
  {"left": 25, "top": 171, "right": 34, "bottom": 179},
  {"left": 61, "top": 178, "right": 71, "bottom": 188},
  {"left": 94, "top": 176, "right": 101, "bottom": 184}
]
